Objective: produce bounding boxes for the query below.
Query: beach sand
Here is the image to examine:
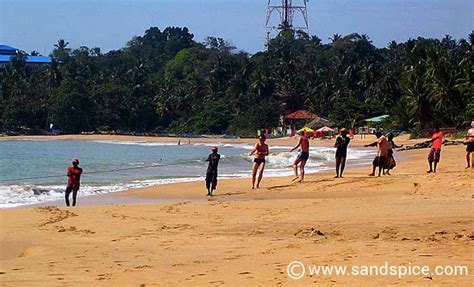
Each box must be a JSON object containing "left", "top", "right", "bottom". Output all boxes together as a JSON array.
[{"left": 0, "top": 136, "right": 473, "bottom": 286}]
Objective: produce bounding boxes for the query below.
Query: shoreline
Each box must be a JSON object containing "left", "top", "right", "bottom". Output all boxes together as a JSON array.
[
  {"left": 1, "top": 133, "right": 416, "bottom": 209},
  {"left": 0, "top": 133, "right": 422, "bottom": 147},
  {"left": 1, "top": 145, "right": 472, "bottom": 286}
]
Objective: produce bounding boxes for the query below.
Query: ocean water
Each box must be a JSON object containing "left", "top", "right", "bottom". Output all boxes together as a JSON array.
[{"left": 0, "top": 139, "right": 374, "bottom": 208}]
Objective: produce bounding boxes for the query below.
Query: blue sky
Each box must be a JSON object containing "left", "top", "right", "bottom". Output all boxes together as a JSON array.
[{"left": 0, "top": 0, "right": 472, "bottom": 55}]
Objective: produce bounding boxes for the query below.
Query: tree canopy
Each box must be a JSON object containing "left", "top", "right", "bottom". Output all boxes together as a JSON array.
[{"left": 1, "top": 27, "right": 472, "bottom": 135}]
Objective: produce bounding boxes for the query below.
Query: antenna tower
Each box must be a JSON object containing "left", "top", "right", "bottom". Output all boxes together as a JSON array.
[{"left": 265, "top": 0, "right": 309, "bottom": 45}]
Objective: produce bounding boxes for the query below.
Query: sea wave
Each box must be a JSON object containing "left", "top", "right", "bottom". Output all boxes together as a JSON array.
[{"left": 0, "top": 144, "right": 374, "bottom": 208}]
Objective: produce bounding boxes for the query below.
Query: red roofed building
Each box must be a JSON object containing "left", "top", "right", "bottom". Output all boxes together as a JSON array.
[
  {"left": 283, "top": 110, "right": 318, "bottom": 136},
  {"left": 284, "top": 110, "right": 318, "bottom": 120}
]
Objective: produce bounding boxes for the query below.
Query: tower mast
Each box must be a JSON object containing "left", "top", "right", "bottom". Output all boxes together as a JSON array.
[{"left": 265, "top": 0, "right": 309, "bottom": 46}]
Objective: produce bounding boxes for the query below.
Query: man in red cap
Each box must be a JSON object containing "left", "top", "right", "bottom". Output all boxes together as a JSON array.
[
  {"left": 65, "top": 158, "right": 83, "bottom": 206},
  {"left": 205, "top": 147, "right": 220, "bottom": 196}
]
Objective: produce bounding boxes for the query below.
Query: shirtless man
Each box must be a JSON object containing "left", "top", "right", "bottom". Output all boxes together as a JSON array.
[
  {"left": 250, "top": 135, "right": 269, "bottom": 189},
  {"left": 290, "top": 131, "right": 310, "bottom": 182},
  {"left": 365, "top": 131, "right": 388, "bottom": 177}
]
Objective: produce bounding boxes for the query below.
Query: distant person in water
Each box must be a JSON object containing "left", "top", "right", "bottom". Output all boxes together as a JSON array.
[
  {"left": 250, "top": 135, "right": 269, "bottom": 189},
  {"left": 290, "top": 130, "right": 310, "bottom": 182},
  {"left": 365, "top": 131, "right": 388, "bottom": 177},
  {"left": 65, "top": 158, "right": 83, "bottom": 206},
  {"left": 334, "top": 128, "right": 351, "bottom": 178},
  {"left": 384, "top": 133, "right": 403, "bottom": 175},
  {"left": 427, "top": 127, "right": 444, "bottom": 173},
  {"left": 205, "top": 147, "right": 220, "bottom": 196},
  {"left": 466, "top": 121, "right": 474, "bottom": 168}
]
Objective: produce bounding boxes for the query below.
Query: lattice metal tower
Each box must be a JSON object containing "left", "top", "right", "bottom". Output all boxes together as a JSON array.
[{"left": 265, "top": 0, "right": 309, "bottom": 45}]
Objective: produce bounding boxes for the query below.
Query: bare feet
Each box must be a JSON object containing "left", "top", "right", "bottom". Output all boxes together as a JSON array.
[
  {"left": 334, "top": 175, "right": 339, "bottom": 178},
  {"left": 368, "top": 173, "right": 375, "bottom": 176},
  {"left": 426, "top": 170, "right": 433, "bottom": 173}
]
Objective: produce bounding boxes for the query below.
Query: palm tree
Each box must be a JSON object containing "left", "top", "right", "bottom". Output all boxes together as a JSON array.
[
  {"left": 330, "top": 33, "right": 342, "bottom": 45},
  {"left": 52, "top": 39, "right": 71, "bottom": 62}
]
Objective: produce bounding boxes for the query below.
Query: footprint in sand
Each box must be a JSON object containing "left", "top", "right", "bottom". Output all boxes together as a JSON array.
[
  {"left": 36, "top": 207, "right": 78, "bottom": 227},
  {"left": 413, "top": 182, "right": 420, "bottom": 193},
  {"left": 56, "top": 225, "right": 95, "bottom": 234},
  {"left": 294, "top": 227, "right": 326, "bottom": 238}
]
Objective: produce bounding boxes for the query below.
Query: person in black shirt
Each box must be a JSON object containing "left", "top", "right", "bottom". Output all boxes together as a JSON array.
[
  {"left": 334, "top": 128, "right": 351, "bottom": 178},
  {"left": 205, "top": 147, "right": 220, "bottom": 196}
]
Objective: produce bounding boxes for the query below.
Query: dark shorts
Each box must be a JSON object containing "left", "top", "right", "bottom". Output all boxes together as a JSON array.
[
  {"left": 297, "top": 151, "right": 309, "bottom": 161},
  {"left": 254, "top": 158, "right": 266, "bottom": 165},
  {"left": 428, "top": 148, "right": 441, "bottom": 163},
  {"left": 467, "top": 142, "right": 474, "bottom": 152},
  {"left": 372, "top": 156, "right": 386, "bottom": 167},
  {"left": 335, "top": 150, "right": 347, "bottom": 158}
]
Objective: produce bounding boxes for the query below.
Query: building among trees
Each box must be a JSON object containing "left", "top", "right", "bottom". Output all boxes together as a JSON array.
[{"left": 0, "top": 45, "right": 52, "bottom": 68}]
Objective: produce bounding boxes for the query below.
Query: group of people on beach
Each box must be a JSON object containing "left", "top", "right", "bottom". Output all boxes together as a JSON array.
[{"left": 64, "top": 121, "right": 474, "bottom": 204}]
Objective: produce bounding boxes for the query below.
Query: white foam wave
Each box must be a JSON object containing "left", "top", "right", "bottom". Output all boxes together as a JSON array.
[
  {"left": 0, "top": 146, "right": 373, "bottom": 208},
  {"left": 0, "top": 177, "right": 206, "bottom": 208}
]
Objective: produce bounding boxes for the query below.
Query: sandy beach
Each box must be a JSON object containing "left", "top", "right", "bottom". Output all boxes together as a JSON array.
[{"left": 0, "top": 135, "right": 473, "bottom": 286}]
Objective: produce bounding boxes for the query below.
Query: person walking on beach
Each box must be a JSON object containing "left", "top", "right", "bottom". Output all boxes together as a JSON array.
[
  {"left": 465, "top": 121, "right": 474, "bottom": 168},
  {"left": 427, "top": 127, "right": 444, "bottom": 173},
  {"left": 65, "top": 158, "right": 83, "bottom": 206},
  {"left": 250, "top": 135, "right": 269, "bottom": 189},
  {"left": 205, "top": 147, "right": 220, "bottom": 196},
  {"left": 384, "top": 133, "right": 403, "bottom": 175},
  {"left": 290, "top": 130, "right": 310, "bottom": 182},
  {"left": 334, "top": 128, "right": 351, "bottom": 178},
  {"left": 365, "top": 131, "right": 388, "bottom": 177}
]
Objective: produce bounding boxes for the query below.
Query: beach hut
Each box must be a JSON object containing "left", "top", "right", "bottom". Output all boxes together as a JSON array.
[
  {"left": 284, "top": 110, "right": 318, "bottom": 136},
  {"left": 365, "top": 115, "right": 389, "bottom": 124},
  {"left": 307, "top": 116, "right": 335, "bottom": 129},
  {"left": 364, "top": 114, "right": 389, "bottom": 133}
]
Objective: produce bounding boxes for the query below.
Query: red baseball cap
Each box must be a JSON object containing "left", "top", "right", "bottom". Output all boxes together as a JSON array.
[{"left": 72, "top": 158, "right": 79, "bottom": 164}]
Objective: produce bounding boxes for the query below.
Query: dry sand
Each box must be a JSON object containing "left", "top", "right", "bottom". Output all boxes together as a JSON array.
[{"left": 0, "top": 136, "right": 473, "bottom": 286}]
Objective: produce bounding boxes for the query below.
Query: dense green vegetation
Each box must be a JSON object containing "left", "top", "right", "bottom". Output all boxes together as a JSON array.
[{"left": 1, "top": 27, "right": 472, "bottom": 135}]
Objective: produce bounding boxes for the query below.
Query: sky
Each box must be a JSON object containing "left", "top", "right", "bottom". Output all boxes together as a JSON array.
[{"left": 0, "top": 0, "right": 472, "bottom": 55}]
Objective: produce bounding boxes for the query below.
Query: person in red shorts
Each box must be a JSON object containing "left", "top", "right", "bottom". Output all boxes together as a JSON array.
[
  {"left": 65, "top": 158, "right": 83, "bottom": 206},
  {"left": 427, "top": 127, "right": 444, "bottom": 173}
]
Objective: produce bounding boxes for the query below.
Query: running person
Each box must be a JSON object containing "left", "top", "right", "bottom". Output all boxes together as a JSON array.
[
  {"left": 205, "top": 147, "right": 220, "bottom": 196},
  {"left": 334, "top": 128, "right": 351, "bottom": 178},
  {"left": 290, "top": 131, "right": 310, "bottom": 182},
  {"left": 65, "top": 158, "right": 83, "bottom": 206},
  {"left": 250, "top": 135, "right": 269, "bottom": 189},
  {"left": 465, "top": 121, "right": 474, "bottom": 168},
  {"left": 365, "top": 131, "right": 388, "bottom": 177},
  {"left": 427, "top": 127, "right": 444, "bottom": 173}
]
